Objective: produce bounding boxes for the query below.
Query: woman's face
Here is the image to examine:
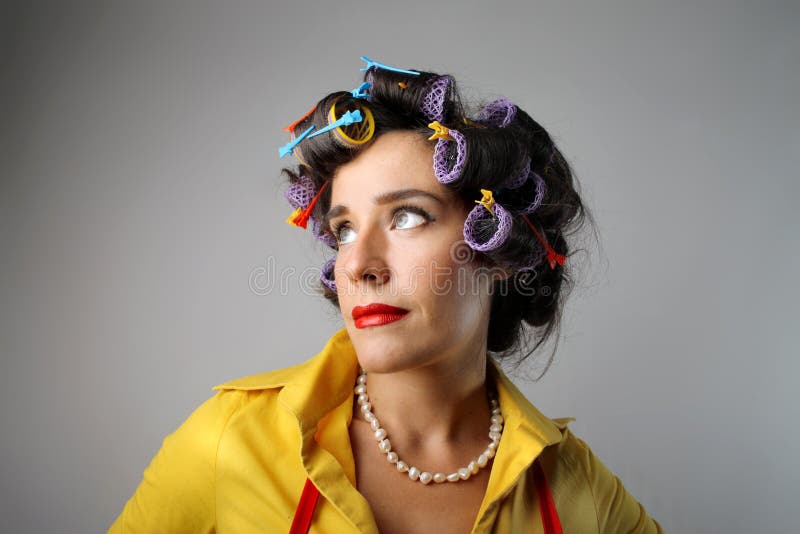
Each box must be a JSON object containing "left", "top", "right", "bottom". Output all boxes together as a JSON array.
[{"left": 327, "top": 130, "right": 496, "bottom": 375}]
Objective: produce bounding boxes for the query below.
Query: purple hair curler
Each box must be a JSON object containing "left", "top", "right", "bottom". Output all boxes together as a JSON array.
[
  {"left": 463, "top": 202, "right": 512, "bottom": 252},
  {"left": 433, "top": 128, "right": 467, "bottom": 184},
  {"left": 421, "top": 75, "right": 452, "bottom": 123},
  {"left": 505, "top": 156, "right": 532, "bottom": 190},
  {"left": 285, "top": 175, "right": 317, "bottom": 210},
  {"left": 476, "top": 98, "right": 517, "bottom": 128},
  {"left": 518, "top": 243, "right": 548, "bottom": 273},
  {"left": 312, "top": 218, "right": 338, "bottom": 249},
  {"left": 321, "top": 257, "right": 337, "bottom": 293},
  {"left": 520, "top": 172, "right": 547, "bottom": 214}
]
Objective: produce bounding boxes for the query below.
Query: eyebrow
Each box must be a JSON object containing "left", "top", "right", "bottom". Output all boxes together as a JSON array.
[{"left": 323, "top": 188, "right": 444, "bottom": 227}]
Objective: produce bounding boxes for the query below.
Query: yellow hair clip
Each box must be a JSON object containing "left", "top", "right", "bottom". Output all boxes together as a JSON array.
[
  {"left": 475, "top": 189, "right": 496, "bottom": 217},
  {"left": 398, "top": 82, "right": 408, "bottom": 89},
  {"left": 286, "top": 207, "right": 303, "bottom": 226},
  {"left": 427, "top": 121, "right": 454, "bottom": 141}
]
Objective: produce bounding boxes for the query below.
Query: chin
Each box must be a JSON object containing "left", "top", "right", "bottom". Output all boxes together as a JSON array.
[{"left": 350, "top": 337, "right": 423, "bottom": 375}]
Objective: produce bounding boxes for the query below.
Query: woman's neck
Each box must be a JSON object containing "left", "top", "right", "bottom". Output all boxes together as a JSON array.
[{"left": 354, "top": 348, "right": 492, "bottom": 448}]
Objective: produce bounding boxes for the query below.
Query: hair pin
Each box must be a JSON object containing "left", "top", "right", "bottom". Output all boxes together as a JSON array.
[
  {"left": 360, "top": 56, "right": 421, "bottom": 76},
  {"left": 282, "top": 105, "right": 318, "bottom": 133},
  {"left": 351, "top": 82, "right": 372, "bottom": 100},
  {"left": 427, "top": 121, "right": 453, "bottom": 141},
  {"left": 287, "top": 180, "right": 329, "bottom": 229},
  {"left": 521, "top": 214, "right": 566, "bottom": 269},
  {"left": 279, "top": 125, "right": 315, "bottom": 158},
  {"left": 475, "top": 189, "right": 496, "bottom": 217},
  {"left": 308, "top": 110, "right": 363, "bottom": 138},
  {"left": 398, "top": 82, "right": 408, "bottom": 89}
]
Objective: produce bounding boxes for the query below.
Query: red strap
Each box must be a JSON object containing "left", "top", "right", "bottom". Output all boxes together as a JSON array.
[
  {"left": 290, "top": 463, "right": 561, "bottom": 533},
  {"left": 289, "top": 478, "right": 320, "bottom": 534},
  {"left": 533, "top": 458, "right": 563, "bottom": 534}
]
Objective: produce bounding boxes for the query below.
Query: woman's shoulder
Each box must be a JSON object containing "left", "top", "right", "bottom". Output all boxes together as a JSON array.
[{"left": 538, "top": 419, "right": 665, "bottom": 533}]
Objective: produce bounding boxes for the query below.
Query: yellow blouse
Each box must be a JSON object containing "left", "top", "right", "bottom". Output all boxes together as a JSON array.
[{"left": 109, "top": 327, "right": 663, "bottom": 533}]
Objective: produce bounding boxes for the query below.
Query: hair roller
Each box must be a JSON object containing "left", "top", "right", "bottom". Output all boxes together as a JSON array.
[
  {"left": 433, "top": 128, "right": 467, "bottom": 184},
  {"left": 321, "top": 257, "right": 337, "bottom": 293},
  {"left": 327, "top": 97, "right": 375, "bottom": 148},
  {"left": 463, "top": 202, "right": 512, "bottom": 252},
  {"left": 284, "top": 174, "right": 316, "bottom": 210},
  {"left": 518, "top": 242, "right": 548, "bottom": 273},
  {"left": 312, "top": 218, "right": 338, "bottom": 249},
  {"left": 476, "top": 98, "right": 518, "bottom": 128},
  {"left": 520, "top": 172, "right": 547, "bottom": 214},
  {"left": 504, "top": 156, "right": 532, "bottom": 190},
  {"left": 421, "top": 75, "right": 453, "bottom": 123}
]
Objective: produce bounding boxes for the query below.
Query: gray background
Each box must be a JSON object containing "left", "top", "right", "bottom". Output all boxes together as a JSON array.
[{"left": 2, "top": 1, "right": 798, "bottom": 532}]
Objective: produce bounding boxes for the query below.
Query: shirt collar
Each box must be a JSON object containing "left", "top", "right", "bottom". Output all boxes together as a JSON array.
[
  {"left": 213, "top": 327, "right": 358, "bottom": 434},
  {"left": 213, "top": 326, "right": 569, "bottom": 450},
  {"left": 214, "top": 327, "right": 574, "bottom": 528}
]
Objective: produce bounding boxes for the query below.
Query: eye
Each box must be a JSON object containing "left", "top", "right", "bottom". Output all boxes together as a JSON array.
[
  {"left": 333, "top": 224, "right": 356, "bottom": 245},
  {"left": 393, "top": 205, "right": 433, "bottom": 230}
]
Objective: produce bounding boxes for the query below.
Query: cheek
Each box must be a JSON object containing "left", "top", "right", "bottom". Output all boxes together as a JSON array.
[{"left": 413, "top": 251, "right": 488, "bottom": 313}]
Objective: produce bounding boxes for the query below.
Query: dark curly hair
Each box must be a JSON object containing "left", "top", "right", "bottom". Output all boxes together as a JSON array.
[{"left": 280, "top": 64, "right": 596, "bottom": 376}]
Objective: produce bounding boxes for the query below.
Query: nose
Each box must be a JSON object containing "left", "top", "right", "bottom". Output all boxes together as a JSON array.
[{"left": 337, "top": 224, "right": 392, "bottom": 288}]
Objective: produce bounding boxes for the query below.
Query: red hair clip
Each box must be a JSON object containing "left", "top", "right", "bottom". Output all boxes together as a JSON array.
[
  {"left": 521, "top": 214, "right": 566, "bottom": 269},
  {"left": 287, "top": 180, "right": 329, "bottom": 229}
]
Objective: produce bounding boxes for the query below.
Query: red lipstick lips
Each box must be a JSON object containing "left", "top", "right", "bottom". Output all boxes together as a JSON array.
[{"left": 352, "top": 303, "right": 410, "bottom": 329}]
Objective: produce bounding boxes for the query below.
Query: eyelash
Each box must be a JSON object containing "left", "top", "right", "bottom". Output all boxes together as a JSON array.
[{"left": 330, "top": 204, "right": 435, "bottom": 243}]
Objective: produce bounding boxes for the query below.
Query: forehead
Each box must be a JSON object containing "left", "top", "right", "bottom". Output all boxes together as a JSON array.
[{"left": 330, "top": 130, "right": 444, "bottom": 203}]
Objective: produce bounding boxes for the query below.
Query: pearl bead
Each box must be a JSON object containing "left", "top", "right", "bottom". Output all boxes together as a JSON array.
[{"left": 355, "top": 371, "right": 502, "bottom": 487}]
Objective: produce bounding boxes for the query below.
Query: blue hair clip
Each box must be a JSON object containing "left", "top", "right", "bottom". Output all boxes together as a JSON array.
[
  {"left": 279, "top": 125, "right": 315, "bottom": 158},
  {"left": 351, "top": 82, "right": 372, "bottom": 100},
  {"left": 308, "top": 110, "right": 363, "bottom": 138},
  {"left": 360, "top": 56, "right": 421, "bottom": 76}
]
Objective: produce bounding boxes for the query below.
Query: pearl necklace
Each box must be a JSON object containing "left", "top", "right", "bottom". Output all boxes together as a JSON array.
[{"left": 353, "top": 371, "right": 504, "bottom": 485}]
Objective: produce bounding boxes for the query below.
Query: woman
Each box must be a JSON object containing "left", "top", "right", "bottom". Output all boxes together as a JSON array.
[{"left": 110, "top": 57, "right": 664, "bottom": 533}]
